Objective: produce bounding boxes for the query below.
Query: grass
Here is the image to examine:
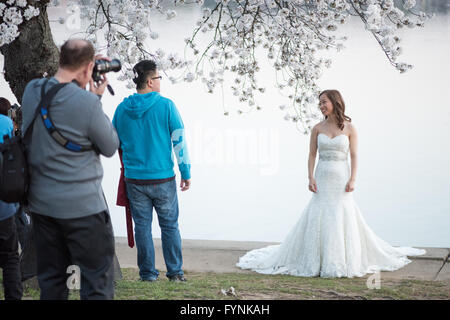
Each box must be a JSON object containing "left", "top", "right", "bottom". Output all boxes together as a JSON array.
[{"left": 1, "top": 268, "right": 449, "bottom": 300}]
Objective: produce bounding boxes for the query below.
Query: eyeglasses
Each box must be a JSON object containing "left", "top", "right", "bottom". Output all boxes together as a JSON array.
[{"left": 151, "top": 76, "right": 162, "bottom": 80}]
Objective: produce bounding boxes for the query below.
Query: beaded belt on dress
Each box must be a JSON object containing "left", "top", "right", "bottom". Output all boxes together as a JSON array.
[{"left": 319, "top": 152, "right": 347, "bottom": 161}]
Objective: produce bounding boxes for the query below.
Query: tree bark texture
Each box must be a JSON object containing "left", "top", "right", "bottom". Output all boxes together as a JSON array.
[{"left": 0, "top": 0, "right": 59, "bottom": 104}]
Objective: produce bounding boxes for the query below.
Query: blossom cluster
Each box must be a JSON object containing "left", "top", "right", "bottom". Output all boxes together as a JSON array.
[
  {"left": 71, "top": 0, "right": 189, "bottom": 89},
  {"left": 1, "top": 0, "right": 432, "bottom": 131},
  {"left": 184, "top": 0, "right": 432, "bottom": 132},
  {"left": 0, "top": 0, "right": 41, "bottom": 47},
  {"left": 359, "top": 0, "right": 429, "bottom": 73}
]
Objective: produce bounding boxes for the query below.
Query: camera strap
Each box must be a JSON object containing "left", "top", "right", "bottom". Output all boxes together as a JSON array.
[{"left": 39, "top": 81, "right": 98, "bottom": 153}]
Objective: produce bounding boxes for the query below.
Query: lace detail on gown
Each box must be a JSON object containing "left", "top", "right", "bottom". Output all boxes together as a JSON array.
[{"left": 236, "top": 133, "right": 426, "bottom": 278}]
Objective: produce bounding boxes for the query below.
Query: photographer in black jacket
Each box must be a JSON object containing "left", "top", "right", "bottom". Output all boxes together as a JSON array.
[{"left": 0, "top": 97, "right": 23, "bottom": 300}]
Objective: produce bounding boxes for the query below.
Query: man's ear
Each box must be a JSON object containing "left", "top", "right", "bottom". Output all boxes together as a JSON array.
[
  {"left": 147, "top": 77, "right": 152, "bottom": 89},
  {"left": 86, "top": 61, "right": 94, "bottom": 77}
]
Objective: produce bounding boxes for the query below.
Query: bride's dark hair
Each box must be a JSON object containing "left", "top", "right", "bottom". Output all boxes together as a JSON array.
[{"left": 319, "top": 90, "right": 351, "bottom": 131}]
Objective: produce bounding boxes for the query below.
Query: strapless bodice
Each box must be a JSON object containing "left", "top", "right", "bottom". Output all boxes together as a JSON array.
[{"left": 318, "top": 133, "right": 349, "bottom": 162}]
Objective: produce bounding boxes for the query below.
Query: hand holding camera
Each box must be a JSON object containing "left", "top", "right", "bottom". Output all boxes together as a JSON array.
[
  {"left": 89, "top": 54, "right": 122, "bottom": 95},
  {"left": 90, "top": 54, "right": 121, "bottom": 96},
  {"left": 89, "top": 74, "right": 109, "bottom": 96}
]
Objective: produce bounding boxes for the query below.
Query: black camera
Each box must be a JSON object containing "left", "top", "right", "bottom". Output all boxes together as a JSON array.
[
  {"left": 92, "top": 59, "right": 121, "bottom": 95},
  {"left": 92, "top": 59, "right": 122, "bottom": 82},
  {"left": 7, "top": 103, "right": 21, "bottom": 136},
  {"left": 7, "top": 103, "right": 20, "bottom": 122}
]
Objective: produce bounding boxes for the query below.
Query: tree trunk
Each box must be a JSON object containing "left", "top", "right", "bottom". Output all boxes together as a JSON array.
[
  {"left": 1, "top": 2, "right": 124, "bottom": 289},
  {"left": 0, "top": 0, "right": 59, "bottom": 104}
]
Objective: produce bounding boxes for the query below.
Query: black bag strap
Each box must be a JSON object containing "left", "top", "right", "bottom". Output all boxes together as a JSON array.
[{"left": 22, "top": 78, "right": 50, "bottom": 142}]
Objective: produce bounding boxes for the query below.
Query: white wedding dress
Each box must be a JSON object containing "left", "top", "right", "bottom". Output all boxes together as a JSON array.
[{"left": 237, "top": 133, "right": 426, "bottom": 278}]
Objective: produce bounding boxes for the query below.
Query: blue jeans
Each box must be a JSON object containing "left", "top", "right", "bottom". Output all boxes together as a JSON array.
[{"left": 126, "top": 179, "right": 183, "bottom": 280}]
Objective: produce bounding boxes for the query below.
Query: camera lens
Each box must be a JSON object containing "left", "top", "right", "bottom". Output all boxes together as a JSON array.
[
  {"left": 92, "top": 59, "right": 122, "bottom": 82},
  {"left": 94, "top": 59, "right": 122, "bottom": 73},
  {"left": 108, "top": 59, "right": 121, "bottom": 72}
]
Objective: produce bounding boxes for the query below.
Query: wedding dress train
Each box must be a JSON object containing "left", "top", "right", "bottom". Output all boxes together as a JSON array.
[{"left": 236, "top": 133, "right": 425, "bottom": 278}]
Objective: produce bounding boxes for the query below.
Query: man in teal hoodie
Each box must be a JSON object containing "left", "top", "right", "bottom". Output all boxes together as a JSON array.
[{"left": 113, "top": 60, "right": 191, "bottom": 282}]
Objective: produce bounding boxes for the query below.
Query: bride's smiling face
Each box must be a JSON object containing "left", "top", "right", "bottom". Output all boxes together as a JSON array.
[{"left": 319, "top": 94, "right": 333, "bottom": 116}]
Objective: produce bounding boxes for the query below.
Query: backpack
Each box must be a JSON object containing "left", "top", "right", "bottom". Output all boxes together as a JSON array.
[{"left": 0, "top": 79, "right": 68, "bottom": 203}]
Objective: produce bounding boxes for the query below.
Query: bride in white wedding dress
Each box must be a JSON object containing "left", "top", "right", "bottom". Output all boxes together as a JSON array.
[{"left": 236, "top": 89, "right": 425, "bottom": 278}]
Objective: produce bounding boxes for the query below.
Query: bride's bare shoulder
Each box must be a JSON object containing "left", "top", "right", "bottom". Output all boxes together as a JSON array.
[
  {"left": 312, "top": 121, "right": 324, "bottom": 132},
  {"left": 345, "top": 121, "right": 357, "bottom": 135}
]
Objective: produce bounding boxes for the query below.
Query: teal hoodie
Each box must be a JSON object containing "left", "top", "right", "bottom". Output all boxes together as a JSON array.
[{"left": 113, "top": 91, "right": 191, "bottom": 180}]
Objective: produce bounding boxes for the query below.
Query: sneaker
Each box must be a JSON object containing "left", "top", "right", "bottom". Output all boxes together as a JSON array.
[
  {"left": 140, "top": 277, "right": 158, "bottom": 282},
  {"left": 168, "top": 274, "right": 187, "bottom": 282}
]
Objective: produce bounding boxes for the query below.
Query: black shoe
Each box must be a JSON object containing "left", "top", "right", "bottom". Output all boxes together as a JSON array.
[{"left": 168, "top": 274, "right": 187, "bottom": 282}]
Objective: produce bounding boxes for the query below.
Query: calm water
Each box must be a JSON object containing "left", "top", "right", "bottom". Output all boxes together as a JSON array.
[{"left": 1, "top": 2, "right": 449, "bottom": 247}]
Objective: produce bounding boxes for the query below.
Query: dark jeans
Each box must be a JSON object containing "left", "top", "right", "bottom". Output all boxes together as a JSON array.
[
  {"left": 32, "top": 211, "right": 115, "bottom": 300},
  {"left": 0, "top": 216, "right": 23, "bottom": 300}
]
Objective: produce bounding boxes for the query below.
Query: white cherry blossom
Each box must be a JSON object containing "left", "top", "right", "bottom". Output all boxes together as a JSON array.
[{"left": 0, "top": 0, "right": 433, "bottom": 130}]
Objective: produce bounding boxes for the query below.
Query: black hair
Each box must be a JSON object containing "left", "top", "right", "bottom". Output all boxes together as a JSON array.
[
  {"left": 0, "top": 97, "right": 11, "bottom": 116},
  {"left": 132, "top": 60, "right": 157, "bottom": 90}
]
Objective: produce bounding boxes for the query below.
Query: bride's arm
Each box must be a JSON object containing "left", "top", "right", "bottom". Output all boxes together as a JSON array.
[
  {"left": 346, "top": 123, "right": 358, "bottom": 192},
  {"left": 308, "top": 125, "right": 319, "bottom": 192}
]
